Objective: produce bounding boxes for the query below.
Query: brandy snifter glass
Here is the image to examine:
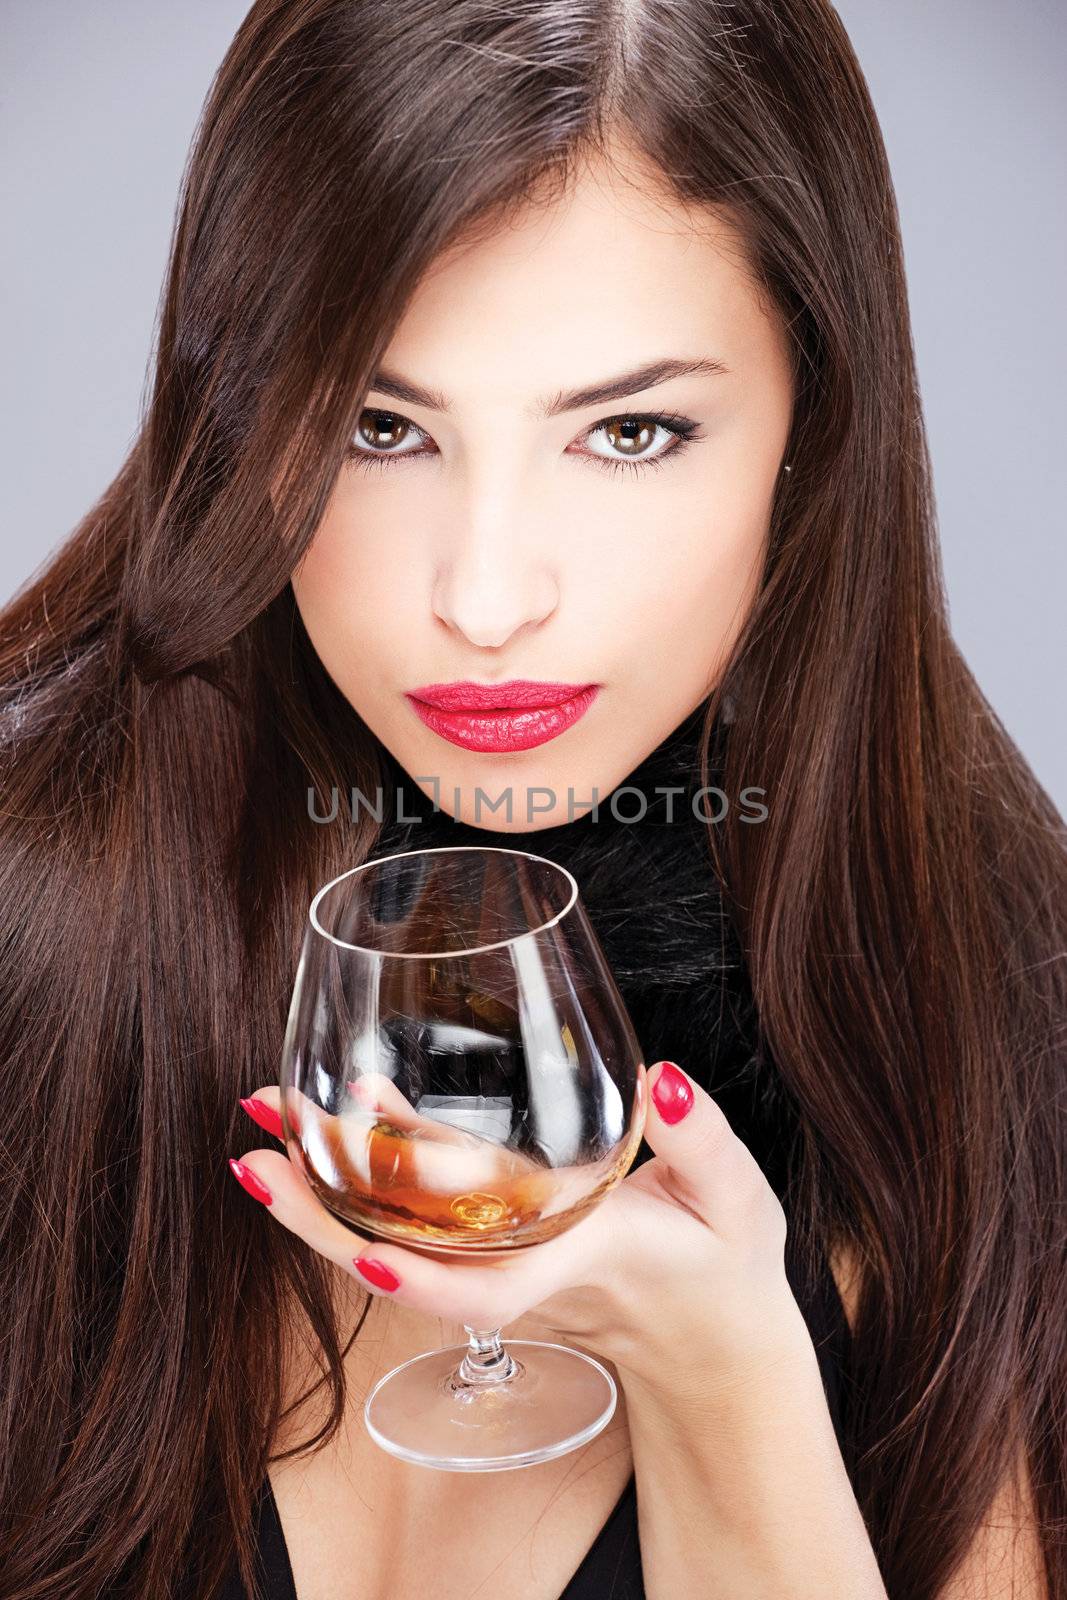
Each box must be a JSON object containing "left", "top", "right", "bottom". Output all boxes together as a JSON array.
[{"left": 280, "top": 845, "right": 646, "bottom": 1471}]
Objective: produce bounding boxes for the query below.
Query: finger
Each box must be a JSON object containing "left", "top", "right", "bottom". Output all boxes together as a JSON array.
[
  {"left": 247, "top": 1081, "right": 546, "bottom": 1194},
  {"left": 250, "top": 1078, "right": 493, "bottom": 1156},
  {"left": 240, "top": 1086, "right": 284, "bottom": 1140},
  {"left": 346, "top": 1073, "right": 417, "bottom": 1119},
  {"left": 228, "top": 1146, "right": 379, "bottom": 1277},
  {"left": 334, "top": 1200, "right": 608, "bottom": 1328},
  {"left": 642, "top": 1060, "right": 778, "bottom": 1238},
  {"left": 230, "top": 1136, "right": 614, "bottom": 1329},
  {"left": 345, "top": 1074, "right": 501, "bottom": 1153},
  {"left": 241, "top": 1083, "right": 316, "bottom": 1140}
]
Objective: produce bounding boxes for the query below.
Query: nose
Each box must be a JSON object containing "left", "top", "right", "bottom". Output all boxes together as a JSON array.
[{"left": 431, "top": 491, "right": 560, "bottom": 650}]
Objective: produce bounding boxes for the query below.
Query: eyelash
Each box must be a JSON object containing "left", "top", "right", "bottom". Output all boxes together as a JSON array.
[{"left": 345, "top": 409, "right": 703, "bottom": 478}]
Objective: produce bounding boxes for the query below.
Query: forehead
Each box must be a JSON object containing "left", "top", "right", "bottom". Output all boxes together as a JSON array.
[{"left": 378, "top": 148, "right": 776, "bottom": 401}]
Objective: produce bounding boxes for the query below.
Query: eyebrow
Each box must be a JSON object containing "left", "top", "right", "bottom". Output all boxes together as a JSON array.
[{"left": 366, "top": 356, "right": 730, "bottom": 419}]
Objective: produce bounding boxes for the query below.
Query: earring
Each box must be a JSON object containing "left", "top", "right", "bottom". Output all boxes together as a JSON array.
[{"left": 782, "top": 462, "right": 793, "bottom": 474}]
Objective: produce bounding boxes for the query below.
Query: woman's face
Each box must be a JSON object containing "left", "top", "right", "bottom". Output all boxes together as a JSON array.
[{"left": 292, "top": 146, "right": 794, "bottom": 830}]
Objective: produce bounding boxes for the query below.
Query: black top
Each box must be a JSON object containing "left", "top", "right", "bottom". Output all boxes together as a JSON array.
[{"left": 217, "top": 701, "right": 854, "bottom": 1599}]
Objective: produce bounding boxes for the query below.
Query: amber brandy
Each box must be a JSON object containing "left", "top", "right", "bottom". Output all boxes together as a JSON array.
[{"left": 294, "top": 1105, "right": 643, "bottom": 1253}]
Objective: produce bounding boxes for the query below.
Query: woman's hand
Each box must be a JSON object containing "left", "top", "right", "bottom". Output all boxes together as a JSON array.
[{"left": 230, "top": 1060, "right": 818, "bottom": 1410}]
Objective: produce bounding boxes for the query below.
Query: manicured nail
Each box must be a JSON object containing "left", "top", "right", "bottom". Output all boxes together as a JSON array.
[
  {"left": 228, "top": 1157, "right": 273, "bottom": 1205},
  {"left": 651, "top": 1062, "right": 694, "bottom": 1124},
  {"left": 240, "top": 1096, "right": 284, "bottom": 1140},
  {"left": 353, "top": 1256, "right": 400, "bottom": 1292}
]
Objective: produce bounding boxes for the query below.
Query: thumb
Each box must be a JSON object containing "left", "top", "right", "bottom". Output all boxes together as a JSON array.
[
  {"left": 640, "top": 1059, "right": 771, "bottom": 1236},
  {"left": 646, "top": 1059, "right": 699, "bottom": 1128}
]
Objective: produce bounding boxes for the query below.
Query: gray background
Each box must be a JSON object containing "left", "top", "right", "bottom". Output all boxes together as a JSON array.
[{"left": 3, "top": 2, "right": 1064, "bottom": 809}]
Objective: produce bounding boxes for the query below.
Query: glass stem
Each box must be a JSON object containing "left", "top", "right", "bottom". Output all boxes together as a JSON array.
[{"left": 458, "top": 1325, "right": 517, "bottom": 1386}]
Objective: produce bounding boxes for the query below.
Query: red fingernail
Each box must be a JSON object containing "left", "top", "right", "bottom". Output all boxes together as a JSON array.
[
  {"left": 651, "top": 1062, "right": 694, "bottom": 1124},
  {"left": 240, "top": 1096, "right": 284, "bottom": 1140},
  {"left": 228, "top": 1158, "right": 273, "bottom": 1206},
  {"left": 353, "top": 1256, "right": 400, "bottom": 1292}
]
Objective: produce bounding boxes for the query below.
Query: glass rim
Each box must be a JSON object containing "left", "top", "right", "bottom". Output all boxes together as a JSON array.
[{"left": 307, "top": 844, "right": 580, "bottom": 960}]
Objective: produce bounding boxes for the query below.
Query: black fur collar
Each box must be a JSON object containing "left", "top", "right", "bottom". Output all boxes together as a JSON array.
[{"left": 368, "top": 699, "right": 794, "bottom": 1194}]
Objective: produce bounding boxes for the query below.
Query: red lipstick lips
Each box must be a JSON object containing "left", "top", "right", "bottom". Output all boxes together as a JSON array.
[{"left": 406, "top": 679, "right": 600, "bottom": 753}]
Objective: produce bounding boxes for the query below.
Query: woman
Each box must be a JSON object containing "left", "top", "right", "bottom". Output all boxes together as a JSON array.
[{"left": 1, "top": 2, "right": 1063, "bottom": 1598}]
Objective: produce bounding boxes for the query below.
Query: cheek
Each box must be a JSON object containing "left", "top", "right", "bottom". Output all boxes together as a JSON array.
[
  {"left": 295, "top": 492, "right": 406, "bottom": 605},
  {"left": 583, "top": 474, "right": 770, "bottom": 662},
  {"left": 291, "top": 492, "right": 419, "bottom": 676}
]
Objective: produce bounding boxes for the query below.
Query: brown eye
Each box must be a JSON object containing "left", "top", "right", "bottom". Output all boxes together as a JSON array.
[
  {"left": 357, "top": 409, "right": 412, "bottom": 450},
  {"left": 579, "top": 412, "right": 697, "bottom": 473},
  {"left": 601, "top": 417, "right": 658, "bottom": 457}
]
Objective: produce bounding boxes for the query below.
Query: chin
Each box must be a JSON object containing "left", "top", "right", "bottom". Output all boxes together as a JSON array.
[{"left": 443, "top": 791, "right": 593, "bottom": 833}]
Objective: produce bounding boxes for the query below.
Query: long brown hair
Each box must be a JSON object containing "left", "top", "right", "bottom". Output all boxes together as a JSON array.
[{"left": 2, "top": 3, "right": 1064, "bottom": 1596}]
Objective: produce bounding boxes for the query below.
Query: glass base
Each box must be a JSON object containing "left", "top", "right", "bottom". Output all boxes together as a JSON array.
[{"left": 364, "top": 1339, "right": 617, "bottom": 1471}]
